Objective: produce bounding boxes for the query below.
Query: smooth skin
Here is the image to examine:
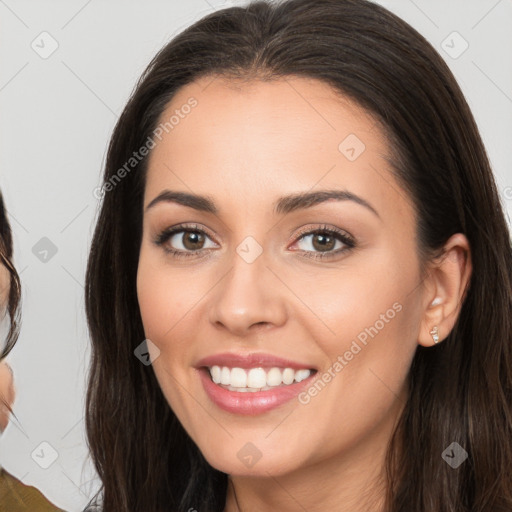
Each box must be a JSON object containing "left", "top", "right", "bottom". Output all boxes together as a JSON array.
[{"left": 136, "top": 76, "right": 472, "bottom": 512}]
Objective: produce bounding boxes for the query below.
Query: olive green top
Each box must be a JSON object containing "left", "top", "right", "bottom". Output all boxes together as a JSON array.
[{"left": 0, "top": 468, "right": 63, "bottom": 511}]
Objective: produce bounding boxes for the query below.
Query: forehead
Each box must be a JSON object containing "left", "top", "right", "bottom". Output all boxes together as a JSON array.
[
  {"left": 144, "top": 75, "right": 414, "bottom": 222},
  {"left": 152, "top": 75, "right": 379, "bottom": 162}
]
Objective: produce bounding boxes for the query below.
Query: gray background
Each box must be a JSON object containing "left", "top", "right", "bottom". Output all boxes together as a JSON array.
[{"left": 0, "top": 0, "right": 511, "bottom": 510}]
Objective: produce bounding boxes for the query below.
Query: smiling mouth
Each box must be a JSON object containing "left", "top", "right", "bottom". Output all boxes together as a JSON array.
[{"left": 205, "top": 365, "right": 317, "bottom": 392}]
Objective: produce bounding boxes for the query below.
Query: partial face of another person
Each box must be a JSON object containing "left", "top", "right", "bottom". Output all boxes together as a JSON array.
[
  {"left": 0, "top": 261, "right": 14, "bottom": 433},
  {"left": 136, "top": 76, "right": 430, "bottom": 477}
]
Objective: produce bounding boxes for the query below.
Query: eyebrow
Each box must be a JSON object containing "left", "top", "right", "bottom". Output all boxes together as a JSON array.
[{"left": 145, "top": 189, "right": 380, "bottom": 219}]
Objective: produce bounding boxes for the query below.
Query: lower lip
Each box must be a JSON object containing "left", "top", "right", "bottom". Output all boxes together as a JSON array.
[{"left": 198, "top": 368, "right": 316, "bottom": 415}]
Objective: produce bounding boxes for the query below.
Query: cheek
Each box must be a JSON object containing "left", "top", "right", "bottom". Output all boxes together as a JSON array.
[
  {"left": 136, "top": 251, "right": 206, "bottom": 361},
  {"left": 289, "top": 249, "right": 416, "bottom": 354},
  {"left": 292, "top": 249, "right": 420, "bottom": 410},
  {"left": 136, "top": 254, "right": 196, "bottom": 414}
]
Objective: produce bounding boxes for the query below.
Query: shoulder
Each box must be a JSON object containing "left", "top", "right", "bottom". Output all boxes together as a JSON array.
[{"left": 0, "top": 468, "right": 64, "bottom": 511}]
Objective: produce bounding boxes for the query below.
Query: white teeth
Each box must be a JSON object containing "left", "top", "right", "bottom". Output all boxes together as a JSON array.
[
  {"left": 282, "top": 368, "right": 295, "bottom": 385},
  {"left": 207, "top": 366, "right": 312, "bottom": 390},
  {"left": 295, "top": 369, "right": 311, "bottom": 382},
  {"left": 220, "top": 366, "right": 230, "bottom": 385},
  {"left": 211, "top": 365, "right": 221, "bottom": 384},
  {"left": 247, "top": 368, "right": 267, "bottom": 388},
  {"left": 230, "top": 367, "right": 247, "bottom": 387},
  {"left": 266, "top": 367, "right": 282, "bottom": 387}
]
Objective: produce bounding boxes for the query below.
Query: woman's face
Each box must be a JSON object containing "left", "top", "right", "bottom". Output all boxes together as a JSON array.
[{"left": 137, "top": 76, "right": 430, "bottom": 478}]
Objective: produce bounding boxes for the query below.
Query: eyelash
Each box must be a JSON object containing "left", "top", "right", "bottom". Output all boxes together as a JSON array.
[
  {"left": 153, "top": 223, "right": 356, "bottom": 261},
  {"left": 293, "top": 224, "right": 356, "bottom": 260}
]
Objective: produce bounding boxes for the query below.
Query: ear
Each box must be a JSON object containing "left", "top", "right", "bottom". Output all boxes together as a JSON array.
[{"left": 418, "top": 233, "right": 472, "bottom": 347}]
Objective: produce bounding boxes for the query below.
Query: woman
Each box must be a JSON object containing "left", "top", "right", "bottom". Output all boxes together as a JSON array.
[
  {"left": 85, "top": 0, "right": 512, "bottom": 510},
  {"left": 0, "top": 191, "right": 63, "bottom": 511}
]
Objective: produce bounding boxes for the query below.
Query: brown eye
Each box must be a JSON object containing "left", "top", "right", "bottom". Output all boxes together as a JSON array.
[
  {"left": 290, "top": 225, "right": 356, "bottom": 260},
  {"left": 311, "top": 233, "right": 336, "bottom": 252},
  {"left": 180, "top": 231, "right": 206, "bottom": 251},
  {"left": 154, "top": 225, "right": 217, "bottom": 257},
  {"left": 295, "top": 230, "right": 349, "bottom": 254}
]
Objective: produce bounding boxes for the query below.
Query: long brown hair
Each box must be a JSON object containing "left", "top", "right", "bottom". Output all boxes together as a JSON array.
[{"left": 85, "top": 0, "right": 512, "bottom": 510}]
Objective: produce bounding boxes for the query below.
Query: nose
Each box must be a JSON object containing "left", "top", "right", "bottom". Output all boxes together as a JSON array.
[{"left": 208, "top": 247, "right": 287, "bottom": 336}]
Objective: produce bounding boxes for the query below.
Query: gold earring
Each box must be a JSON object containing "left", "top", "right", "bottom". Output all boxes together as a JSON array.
[{"left": 430, "top": 326, "right": 439, "bottom": 344}]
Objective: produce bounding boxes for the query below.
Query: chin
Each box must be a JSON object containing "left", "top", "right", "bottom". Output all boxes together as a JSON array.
[{"left": 195, "top": 435, "right": 308, "bottom": 478}]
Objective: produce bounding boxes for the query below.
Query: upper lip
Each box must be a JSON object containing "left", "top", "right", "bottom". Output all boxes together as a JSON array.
[{"left": 196, "top": 352, "right": 316, "bottom": 370}]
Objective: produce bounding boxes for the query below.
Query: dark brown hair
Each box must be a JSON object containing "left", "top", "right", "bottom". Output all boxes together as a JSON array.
[
  {"left": 85, "top": 0, "right": 512, "bottom": 510},
  {"left": 0, "top": 190, "right": 21, "bottom": 358}
]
